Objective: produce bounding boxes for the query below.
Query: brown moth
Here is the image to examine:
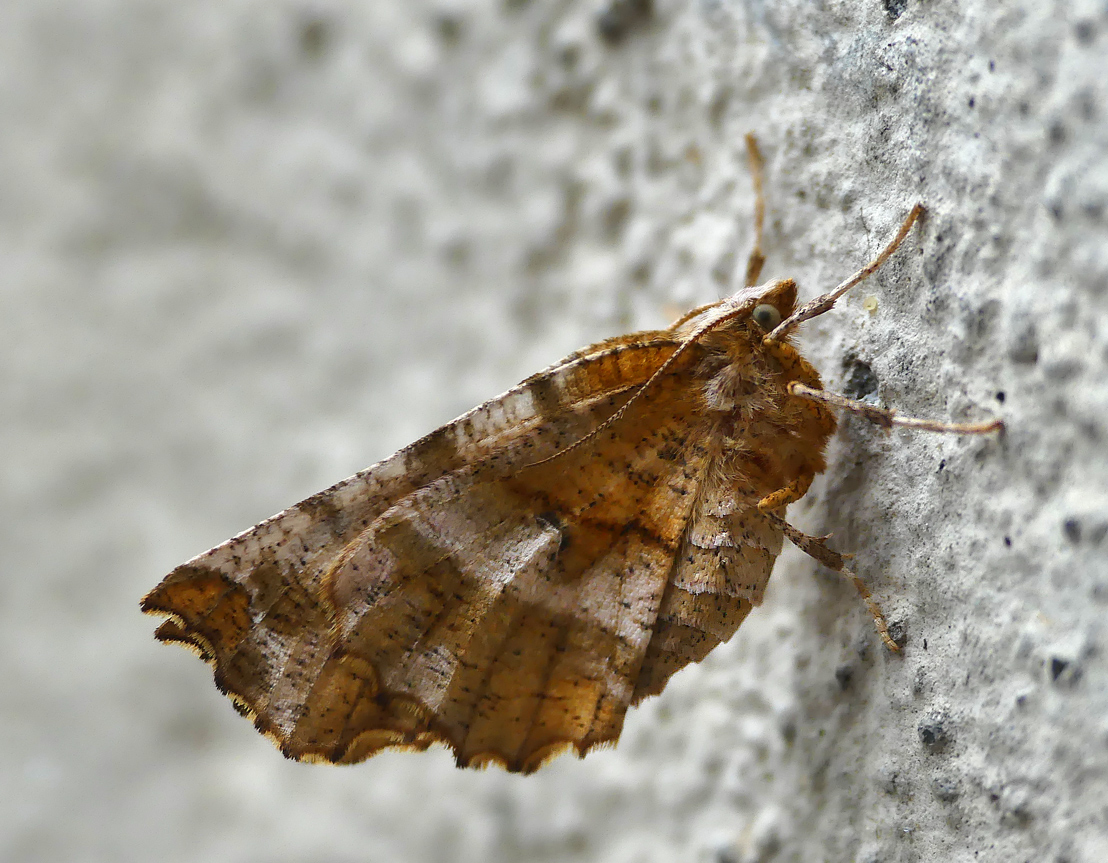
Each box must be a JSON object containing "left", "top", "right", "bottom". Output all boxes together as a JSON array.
[{"left": 142, "top": 137, "right": 1001, "bottom": 773}]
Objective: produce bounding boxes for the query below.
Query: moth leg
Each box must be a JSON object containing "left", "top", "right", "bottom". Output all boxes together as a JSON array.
[
  {"left": 755, "top": 474, "right": 812, "bottom": 513},
  {"left": 788, "top": 382, "right": 1005, "bottom": 435},
  {"left": 765, "top": 203, "right": 924, "bottom": 342},
  {"left": 743, "top": 133, "right": 767, "bottom": 287},
  {"left": 757, "top": 479, "right": 900, "bottom": 652}
]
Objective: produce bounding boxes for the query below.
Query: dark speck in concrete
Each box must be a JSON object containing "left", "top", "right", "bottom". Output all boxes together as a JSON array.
[
  {"left": 596, "top": 0, "right": 653, "bottom": 46},
  {"left": 1074, "top": 20, "right": 1096, "bottom": 45},
  {"left": 842, "top": 356, "right": 878, "bottom": 399},
  {"left": 883, "top": 0, "right": 908, "bottom": 20},
  {"left": 918, "top": 712, "right": 952, "bottom": 752}
]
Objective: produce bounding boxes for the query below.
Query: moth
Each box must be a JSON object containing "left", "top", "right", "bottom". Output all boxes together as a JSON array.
[{"left": 142, "top": 137, "right": 1001, "bottom": 773}]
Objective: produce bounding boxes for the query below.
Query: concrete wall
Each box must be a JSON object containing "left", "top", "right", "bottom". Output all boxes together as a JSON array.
[{"left": 3, "top": 1, "right": 1106, "bottom": 861}]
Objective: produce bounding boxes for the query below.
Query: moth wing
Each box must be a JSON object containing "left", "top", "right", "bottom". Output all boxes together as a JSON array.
[
  {"left": 632, "top": 491, "right": 784, "bottom": 703},
  {"left": 142, "top": 333, "right": 697, "bottom": 769}
]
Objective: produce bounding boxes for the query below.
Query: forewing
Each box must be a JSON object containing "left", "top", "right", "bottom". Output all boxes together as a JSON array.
[{"left": 141, "top": 333, "right": 701, "bottom": 769}]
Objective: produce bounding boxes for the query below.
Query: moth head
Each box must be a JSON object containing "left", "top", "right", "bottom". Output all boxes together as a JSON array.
[
  {"left": 746, "top": 278, "right": 797, "bottom": 331},
  {"left": 672, "top": 278, "right": 798, "bottom": 344},
  {"left": 712, "top": 278, "right": 798, "bottom": 336}
]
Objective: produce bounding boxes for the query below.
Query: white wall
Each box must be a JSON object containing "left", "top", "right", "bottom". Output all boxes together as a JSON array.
[{"left": 2, "top": 1, "right": 1106, "bottom": 861}]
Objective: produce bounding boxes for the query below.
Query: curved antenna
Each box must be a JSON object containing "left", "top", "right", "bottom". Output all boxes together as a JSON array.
[
  {"left": 764, "top": 203, "right": 924, "bottom": 344},
  {"left": 743, "top": 133, "right": 767, "bottom": 288}
]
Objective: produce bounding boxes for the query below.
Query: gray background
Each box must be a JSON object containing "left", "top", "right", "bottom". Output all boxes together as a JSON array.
[{"left": 3, "top": 1, "right": 1106, "bottom": 861}]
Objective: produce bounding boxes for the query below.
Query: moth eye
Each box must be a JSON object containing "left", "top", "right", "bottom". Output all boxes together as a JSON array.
[{"left": 752, "top": 303, "right": 782, "bottom": 331}]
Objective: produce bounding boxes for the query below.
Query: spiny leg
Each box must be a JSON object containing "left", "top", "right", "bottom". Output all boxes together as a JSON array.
[
  {"left": 765, "top": 512, "right": 899, "bottom": 652},
  {"left": 788, "top": 382, "right": 1005, "bottom": 434},
  {"left": 756, "top": 477, "right": 899, "bottom": 652},
  {"left": 765, "top": 203, "right": 925, "bottom": 343},
  {"left": 766, "top": 384, "right": 1004, "bottom": 650},
  {"left": 743, "top": 133, "right": 767, "bottom": 288}
]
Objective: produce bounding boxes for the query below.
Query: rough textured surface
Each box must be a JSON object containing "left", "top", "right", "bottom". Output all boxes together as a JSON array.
[{"left": 2, "top": 1, "right": 1105, "bottom": 861}]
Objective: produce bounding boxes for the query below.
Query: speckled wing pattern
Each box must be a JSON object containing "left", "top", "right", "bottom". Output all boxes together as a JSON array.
[{"left": 142, "top": 330, "right": 785, "bottom": 773}]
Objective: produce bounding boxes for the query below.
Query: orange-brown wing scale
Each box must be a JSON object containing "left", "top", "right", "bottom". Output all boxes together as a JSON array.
[{"left": 142, "top": 321, "right": 822, "bottom": 772}]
